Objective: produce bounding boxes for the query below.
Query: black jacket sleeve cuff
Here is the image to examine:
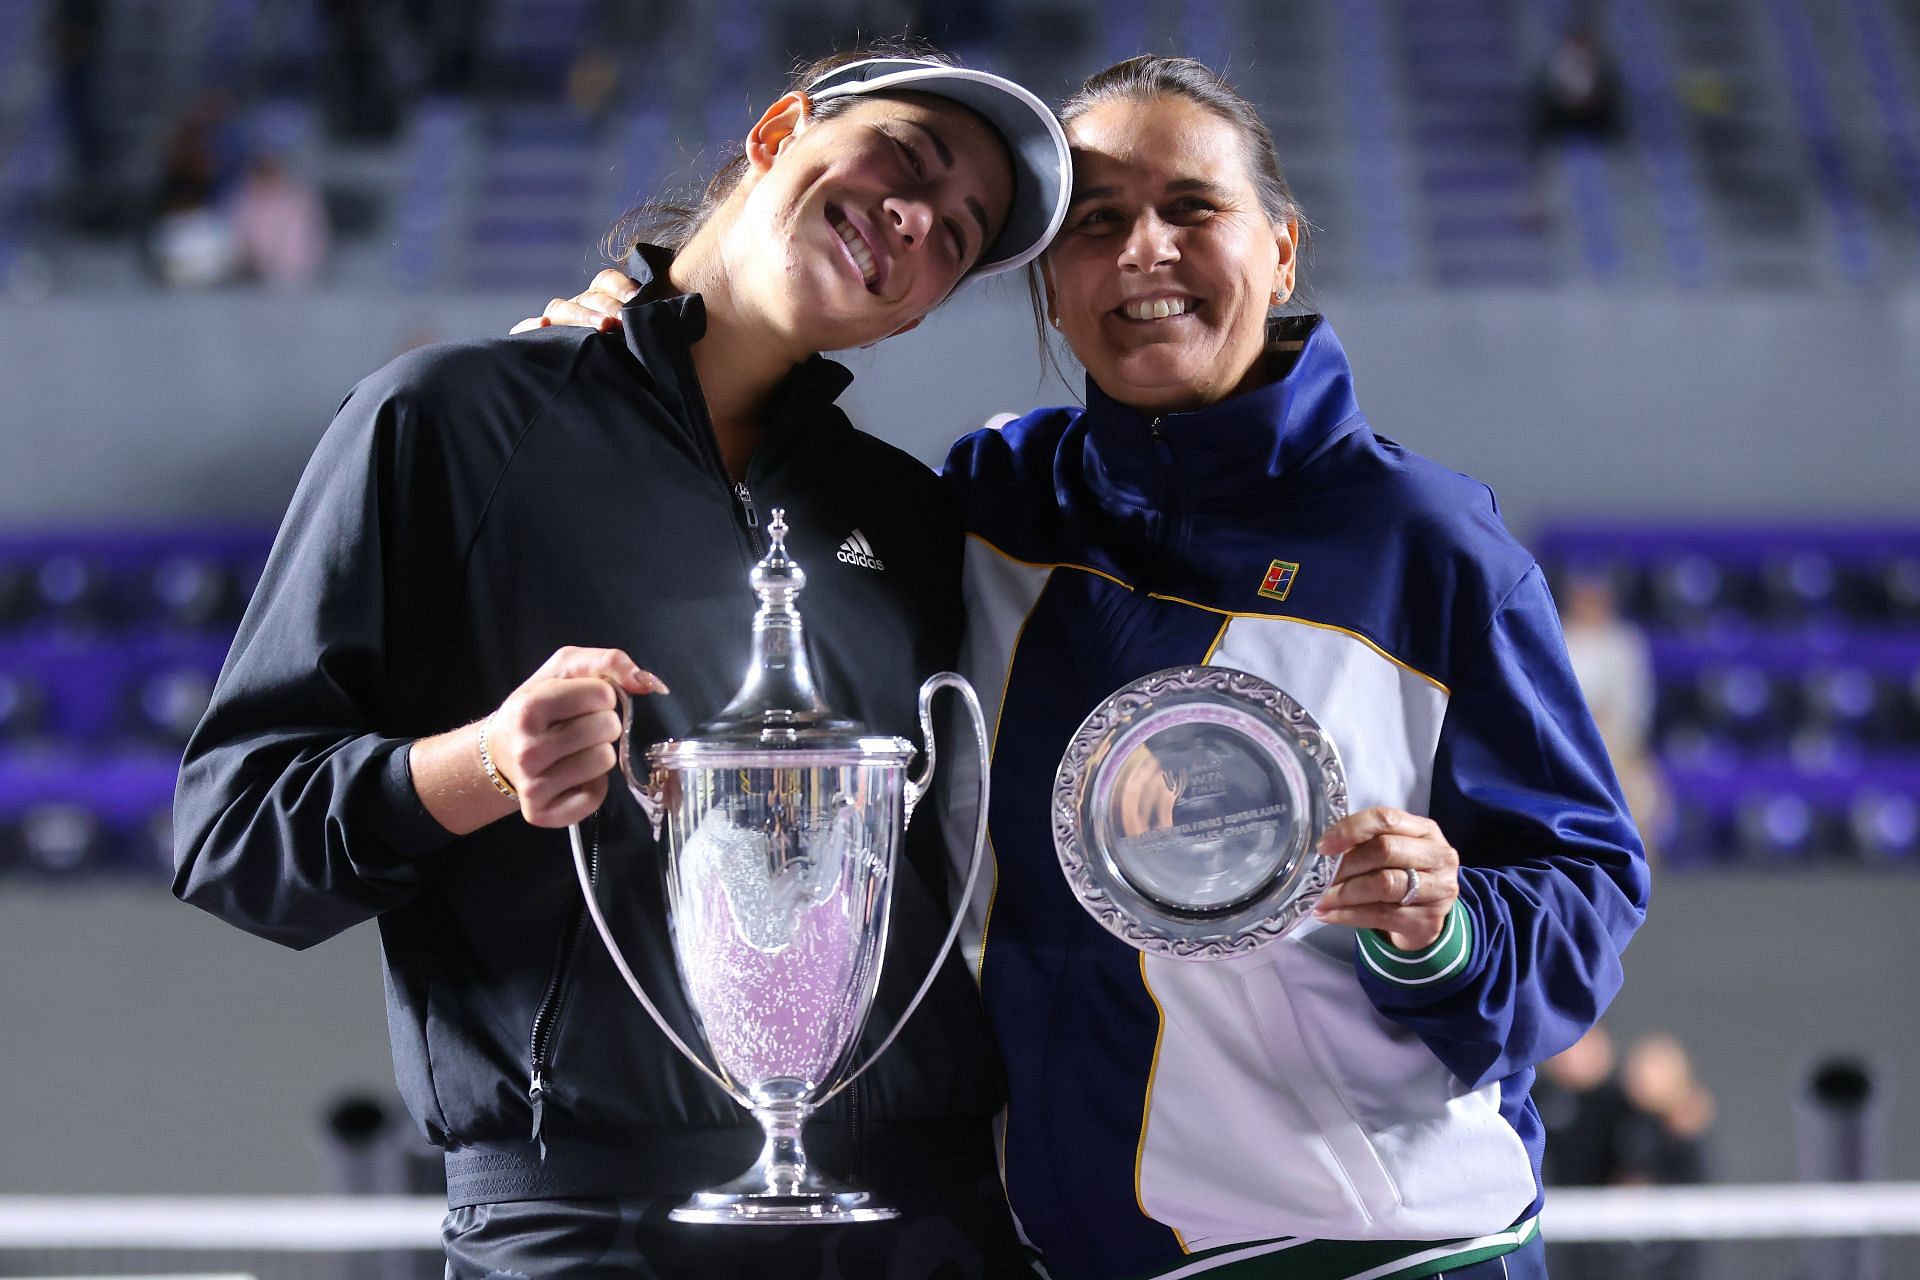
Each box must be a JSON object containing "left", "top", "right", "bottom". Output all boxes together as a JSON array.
[{"left": 370, "top": 739, "right": 461, "bottom": 858}]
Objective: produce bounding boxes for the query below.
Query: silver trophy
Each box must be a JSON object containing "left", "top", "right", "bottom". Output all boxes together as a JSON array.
[
  {"left": 566, "top": 510, "right": 988, "bottom": 1225},
  {"left": 1053, "top": 666, "right": 1347, "bottom": 961}
]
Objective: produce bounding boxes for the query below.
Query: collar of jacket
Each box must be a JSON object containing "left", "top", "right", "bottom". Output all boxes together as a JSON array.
[
  {"left": 615, "top": 242, "right": 856, "bottom": 441},
  {"left": 1077, "top": 314, "right": 1365, "bottom": 511}
]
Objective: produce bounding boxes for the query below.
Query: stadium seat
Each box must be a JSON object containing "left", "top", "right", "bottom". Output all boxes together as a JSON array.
[
  {"left": 1799, "top": 664, "right": 1885, "bottom": 741},
  {"left": 0, "top": 671, "right": 46, "bottom": 742},
  {"left": 1760, "top": 549, "right": 1840, "bottom": 624},
  {"left": 34, "top": 552, "right": 109, "bottom": 630},
  {"left": 1882, "top": 555, "right": 1920, "bottom": 622},
  {"left": 1732, "top": 791, "right": 1828, "bottom": 863},
  {"left": 1696, "top": 663, "right": 1785, "bottom": 746},
  {"left": 1849, "top": 789, "right": 1920, "bottom": 863},
  {"left": 148, "top": 554, "right": 235, "bottom": 632},
  {"left": 1648, "top": 553, "right": 1739, "bottom": 628},
  {"left": 133, "top": 666, "right": 218, "bottom": 745},
  {"left": 20, "top": 802, "right": 106, "bottom": 877}
]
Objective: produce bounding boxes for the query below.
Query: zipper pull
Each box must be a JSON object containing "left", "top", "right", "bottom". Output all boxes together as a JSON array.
[
  {"left": 529, "top": 1069, "right": 550, "bottom": 1160},
  {"left": 734, "top": 482, "right": 759, "bottom": 529}
]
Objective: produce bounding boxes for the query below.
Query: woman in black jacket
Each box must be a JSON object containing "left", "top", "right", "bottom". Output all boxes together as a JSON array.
[{"left": 173, "top": 50, "right": 1069, "bottom": 1280}]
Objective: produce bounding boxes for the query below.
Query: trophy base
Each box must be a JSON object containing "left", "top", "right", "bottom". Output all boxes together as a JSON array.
[
  {"left": 669, "top": 1187, "right": 899, "bottom": 1226},
  {"left": 666, "top": 1098, "right": 901, "bottom": 1225}
]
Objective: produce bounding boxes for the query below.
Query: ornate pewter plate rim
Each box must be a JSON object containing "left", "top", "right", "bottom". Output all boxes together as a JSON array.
[{"left": 1053, "top": 665, "right": 1349, "bottom": 962}]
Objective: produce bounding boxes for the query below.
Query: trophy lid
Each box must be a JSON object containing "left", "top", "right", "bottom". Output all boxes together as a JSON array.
[{"left": 650, "top": 509, "right": 914, "bottom": 767}]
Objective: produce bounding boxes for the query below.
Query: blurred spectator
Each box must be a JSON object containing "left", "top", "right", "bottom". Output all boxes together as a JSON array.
[
  {"left": 1536, "top": 1024, "right": 1634, "bottom": 1280},
  {"left": 567, "top": 49, "right": 621, "bottom": 129},
  {"left": 1678, "top": 70, "right": 1736, "bottom": 118},
  {"left": 567, "top": 0, "right": 683, "bottom": 123},
  {"left": 1562, "top": 571, "right": 1671, "bottom": 854},
  {"left": 1619, "top": 1032, "right": 1713, "bottom": 1185},
  {"left": 320, "top": 0, "right": 401, "bottom": 142},
  {"left": 232, "top": 153, "right": 329, "bottom": 289},
  {"left": 1537, "top": 1024, "right": 1633, "bottom": 1187},
  {"left": 1529, "top": 22, "right": 1624, "bottom": 150},
  {"left": 1538, "top": 1025, "right": 1713, "bottom": 1280},
  {"left": 147, "top": 93, "right": 244, "bottom": 288},
  {"left": 403, "top": 0, "right": 487, "bottom": 95},
  {"left": 150, "top": 209, "right": 239, "bottom": 287},
  {"left": 154, "top": 93, "right": 245, "bottom": 215},
  {"left": 1616, "top": 1033, "right": 1713, "bottom": 1280},
  {"left": 48, "top": 0, "right": 111, "bottom": 225}
]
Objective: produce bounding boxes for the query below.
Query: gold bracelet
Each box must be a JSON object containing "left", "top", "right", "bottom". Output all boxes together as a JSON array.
[{"left": 478, "top": 715, "right": 518, "bottom": 799}]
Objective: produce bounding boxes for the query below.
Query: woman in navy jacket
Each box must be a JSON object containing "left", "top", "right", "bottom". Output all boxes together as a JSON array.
[{"left": 934, "top": 59, "right": 1646, "bottom": 1280}]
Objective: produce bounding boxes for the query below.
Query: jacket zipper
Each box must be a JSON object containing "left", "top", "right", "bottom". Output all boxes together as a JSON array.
[
  {"left": 734, "top": 481, "right": 765, "bottom": 556},
  {"left": 1129, "top": 416, "right": 1177, "bottom": 598},
  {"left": 664, "top": 339, "right": 766, "bottom": 562},
  {"left": 528, "top": 816, "right": 599, "bottom": 1158}
]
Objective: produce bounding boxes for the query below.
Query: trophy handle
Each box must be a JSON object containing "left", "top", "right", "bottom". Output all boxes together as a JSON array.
[
  {"left": 901, "top": 685, "right": 937, "bottom": 826},
  {"left": 564, "top": 686, "right": 748, "bottom": 1108},
  {"left": 609, "top": 684, "right": 663, "bottom": 841},
  {"left": 819, "top": 671, "right": 991, "bottom": 1103}
]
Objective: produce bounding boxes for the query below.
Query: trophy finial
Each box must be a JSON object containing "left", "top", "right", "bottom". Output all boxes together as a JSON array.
[
  {"left": 709, "top": 508, "right": 853, "bottom": 738},
  {"left": 751, "top": 507, "right": 804, "bottom": 599}
]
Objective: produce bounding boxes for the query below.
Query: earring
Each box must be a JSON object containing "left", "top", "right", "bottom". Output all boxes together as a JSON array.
[
  {"left": 1049, "top": 315, "right": 1061, "bottom": 328},
  {"left": 1269, "top": 289, "right": 1283, "bottom": 306}
]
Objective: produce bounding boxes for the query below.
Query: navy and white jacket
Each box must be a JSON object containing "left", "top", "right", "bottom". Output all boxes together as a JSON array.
[{"left": 938, "top": 317, "right": 1649, "bottom": 1280}]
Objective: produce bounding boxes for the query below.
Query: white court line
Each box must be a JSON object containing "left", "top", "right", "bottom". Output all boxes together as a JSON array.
[
  {"left": 1546, "top": 1183, "right": 1920, "bottom": 1241},
  {"left": 3, "top": 1184, "right": 1920, "bottom": 1248},
  {"left": 0, "top": 1196, "right": 444, "bottom": 1249}
]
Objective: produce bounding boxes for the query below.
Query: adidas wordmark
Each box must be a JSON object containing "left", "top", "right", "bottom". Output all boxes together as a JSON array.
[{"left": 837, "top": 530, "right": 885, "bottom": 571}]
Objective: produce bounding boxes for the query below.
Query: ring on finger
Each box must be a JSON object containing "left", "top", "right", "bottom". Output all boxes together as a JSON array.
[{"left": 1397, "top": 866, "right": 1422, "bottom": 907}]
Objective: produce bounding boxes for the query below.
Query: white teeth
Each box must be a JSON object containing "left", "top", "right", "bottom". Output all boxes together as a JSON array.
[
  {"left": 831, "top": 214, "right": 878, "bottom": 286},
  {"left": 1123, "top": 298, "right": 1192, "bottom": 320}
]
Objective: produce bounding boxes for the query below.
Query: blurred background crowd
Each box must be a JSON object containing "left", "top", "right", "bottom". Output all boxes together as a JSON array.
[
  {"left": 1, "top": 1, "right": 1918, "bottom": 1277},
  {"left": 4, "top": 0, "right": 1918, "bottom": 294}
]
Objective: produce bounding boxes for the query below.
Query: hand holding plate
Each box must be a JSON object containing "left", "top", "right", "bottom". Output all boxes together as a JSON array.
[{"left": 1312, "top": 807, "right": 1460, "bottom": 951}]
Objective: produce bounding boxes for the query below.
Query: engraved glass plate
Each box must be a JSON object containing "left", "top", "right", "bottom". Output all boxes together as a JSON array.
[{"left": 1053, "top": 666, "right": 1348, "bottom": 961}]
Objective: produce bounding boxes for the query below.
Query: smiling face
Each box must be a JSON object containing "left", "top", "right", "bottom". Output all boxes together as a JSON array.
[
  {"left": 718, "top": 92, "right": 1015, "bottom": 353},
  {"left": 1044, "top": 94, "right": 1296, "bottom": 414}
]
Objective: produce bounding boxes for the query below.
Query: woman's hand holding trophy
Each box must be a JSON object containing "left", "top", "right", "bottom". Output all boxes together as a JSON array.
[{"left": 478, "top": 646, "right": 669, "bottom": 829}]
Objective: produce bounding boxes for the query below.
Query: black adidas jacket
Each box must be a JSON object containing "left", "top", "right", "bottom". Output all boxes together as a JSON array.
[{"left": 172, "top": 260, "right": 1007, "bottom": 1211}]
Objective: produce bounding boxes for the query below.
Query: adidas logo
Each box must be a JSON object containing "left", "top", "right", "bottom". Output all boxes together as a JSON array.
[{"left": 837, "top": 529, "right": 885, "bottom": 571}]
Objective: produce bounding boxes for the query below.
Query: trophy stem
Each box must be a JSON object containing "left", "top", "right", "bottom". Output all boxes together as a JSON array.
[
  {"left": 749, "top": 1103, "right": 812, "bottom": 1198},
  {"left": 667, "top": 1101, "right": 900, "bottom": 1226}
]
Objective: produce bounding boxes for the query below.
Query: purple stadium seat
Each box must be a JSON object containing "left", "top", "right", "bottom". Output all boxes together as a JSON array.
[
  {"left": 149, "top": 554, "right": 236, "bottom": 632},
  {"left": 1850, "top": 788, "right": 1920, "bottom": 863}
]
